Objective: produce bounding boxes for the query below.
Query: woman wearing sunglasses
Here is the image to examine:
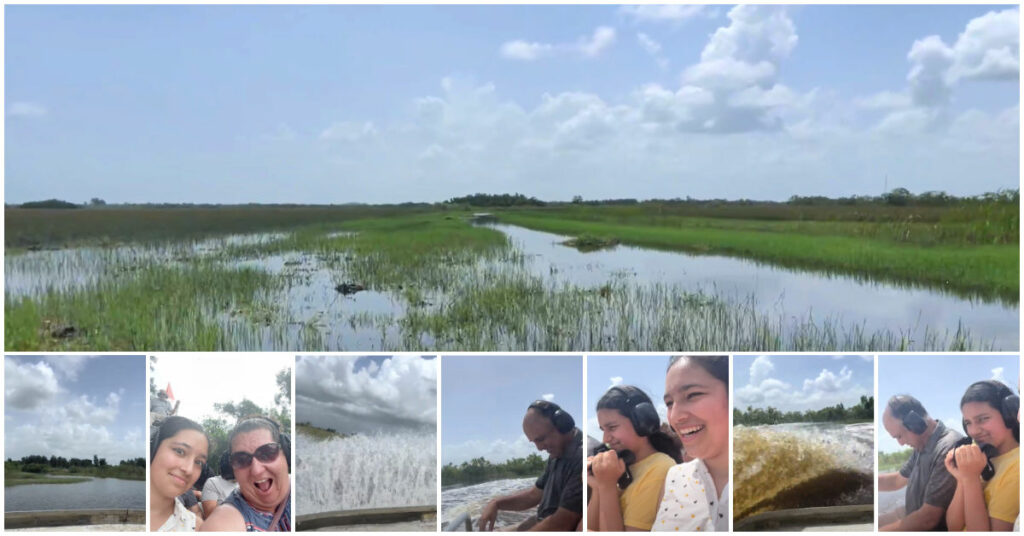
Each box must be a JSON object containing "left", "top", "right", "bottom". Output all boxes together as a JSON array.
[
  {"left": 151, "top": 416, "right": 210, "bottom": 532},
  {"left": 201, "top": 417, "right": 291, "bottom": 532}
]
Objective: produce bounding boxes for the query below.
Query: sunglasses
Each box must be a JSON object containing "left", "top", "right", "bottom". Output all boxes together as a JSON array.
[{"left": 229, "top": 442, "right": 282, "bottom": 470}]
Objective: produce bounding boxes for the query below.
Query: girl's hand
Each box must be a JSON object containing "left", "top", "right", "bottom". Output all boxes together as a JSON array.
[
  {"left": 943, "top": 448, "right": 960, "bottom": 479},
  {"left": 586, "top": 456, "right": 597, "bottom": 490},
  {"left": 591, "top": 450, "right": 626, "bottom": 487},
  {"left": 952, "top": 444, "right": 987, "bottom": 479}
]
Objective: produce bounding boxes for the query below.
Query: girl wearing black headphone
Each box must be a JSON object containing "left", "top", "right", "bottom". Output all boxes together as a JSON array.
[
  {"left": 588, "top": 385, "right": 682, "bottom": 531},
  {"left": 150, "top": 416, "right": 210, "bottom": 532},
  {"left": 944, "top": 380, "right": 1020, "bottom": 532}
]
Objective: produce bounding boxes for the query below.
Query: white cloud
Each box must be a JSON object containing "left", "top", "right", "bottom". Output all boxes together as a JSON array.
[
  {"left": 320, "top": 121, "right": 377, "bottom": 142},
  {"left": 43, "top": 355, "right": 92, "bottom": 381},
  {"left": 737, "top": 358, "right": 866, "bottom": 412},
  {"left": 500, "top": 40, "right": 554, "bottom": 61},
  {"left": 700, "top": 5, "right": 798, "bottom": 65},
  {"left": 500, "top": 26, "right": 616, "bottom": 61},
  {"left": 579, "top": 26, "right": 617, "bottom": 58},
  {"left": 637, "top": 33, "right": 661, "bottom": 55},
  {"left": 5, "top": 360, "right": 60, "bottom": 410},
  {"left": 947, "top": 9, "right": 1019, "bottom": 82},
  {"left": 749, "top": 356, "right": 775, "bottom": 385},
  {"left": 8, "top": 102, "right": 47, "bottom": 117},
  {"left": 609, "top": 376, "right": 623, "bottom": 387},
  {"left": 620, "top": 5, "right": 706, "bottom": 24},
  {"left": 541, "top": 393, "right": 555, "bottom": 402},
  {"left": 803, "top": 366, "right": 853, "bottom": 393},
  {"left": 991, "top": 367, "right": 1007, "bottom": 384},
  {"left": 296, "top": 355, "right": 436, "bottom": 434}
]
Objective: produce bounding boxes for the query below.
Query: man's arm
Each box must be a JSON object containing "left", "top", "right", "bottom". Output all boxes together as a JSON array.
[
  {"left": 478, "top": 487, "right": 543, "bottom": 531},
  {"left": 878, "top": 472, "right": 908, "bottom": 492},
  {"left": 879, "top": 503, "right": 944, "bottom": 531},
  {"left": 529, "top": 507, "right": 582, "bottom": 532}
]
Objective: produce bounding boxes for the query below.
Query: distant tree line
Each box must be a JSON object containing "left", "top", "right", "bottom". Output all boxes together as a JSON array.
[
  {"left": 446, "top": 193, "right": 546, "bottom": 207},
  {"left": 734, "top": 395, "right": 873, "bottom": 426},
  {"left": 9, "top": 454, "right": 145, "bottom": 470},
  {"left": 442, "top": 453, "right": 547, "bottom": 486},
  {"left": 788, "top": 188, "right": 1018, "bottom": 207}
]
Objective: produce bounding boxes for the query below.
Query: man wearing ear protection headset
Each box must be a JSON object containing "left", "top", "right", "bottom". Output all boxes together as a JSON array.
[
  {"left": 477, "top": 401, "right": 583, "bottom": 532},
  {"left": 879, "top": 395, "right": 963, "bottom": 531}
]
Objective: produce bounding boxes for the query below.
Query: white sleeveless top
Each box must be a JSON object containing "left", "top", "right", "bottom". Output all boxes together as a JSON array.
[
  {"left": 158, "top": 497, "right": 198, "bottom": 532},
  {"left": 652, "top": 459, "right": 729, "bottom": 532}
]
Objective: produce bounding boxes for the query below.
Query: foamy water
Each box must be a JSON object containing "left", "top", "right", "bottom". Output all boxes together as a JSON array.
[
  {"left": 296, "top": 431, "right": 436, "bottom": 515},
  {"left": 441, "top": 477, "right": 537, "bottom": 530},
  {"left": 734, "top": 422, "right": 874, "bottom": 521}
]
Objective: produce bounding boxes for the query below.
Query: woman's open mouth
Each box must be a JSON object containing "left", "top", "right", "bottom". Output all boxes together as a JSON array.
[
  {"left": 254, "top": 478, "right": 274, "bottom": 493},
  {"left": 677, "top": 424, "right": 706, "bottom": 442}
]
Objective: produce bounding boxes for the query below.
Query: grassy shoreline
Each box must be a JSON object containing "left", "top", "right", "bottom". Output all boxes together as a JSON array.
[{"left": 495, "top": 210, "right": 1018, "bottom": 302}]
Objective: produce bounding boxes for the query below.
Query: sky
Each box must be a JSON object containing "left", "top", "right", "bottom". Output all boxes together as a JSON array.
[
  {"left": 441, "top": 354, "right": 582, "bottom": 465},
  {"left": 295, "top": 354, "right": 436, "bottom": 435},
  {"left": 877, "top": 354, "right": 1020, "bottom": 453},
  {"left": 586, "top": 355, "right": 678, "bottom": 443},
  {"left": 734, "top": 354, "right": 874, "bottom": 413},
  {"left": 5, "top": 5, "right": 1018, "bottom": 205},
  {"left": 4, "top": 355, "right": 145, "bottom": 463},
  {"left": 149, "top": 353, "right": 290, "bottom": 423}
]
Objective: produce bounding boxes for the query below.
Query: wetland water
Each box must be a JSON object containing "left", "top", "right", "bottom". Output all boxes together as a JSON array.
[
  {"left": 5, "top": 477, "right": 145, "bottom": 511},
  {"left": 5, "top": 224, "right": 1017, "bottom": 350},
  {"left": 486, "top": 224, "right": 1017, "bottom": 349}
]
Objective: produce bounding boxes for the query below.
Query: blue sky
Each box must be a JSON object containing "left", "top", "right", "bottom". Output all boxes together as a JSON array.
[
  {"left": 6, "top": 5, "right": 1018, "bottom": 204},
  {"left": 296, "top": 355, "right": 436, "bottom": 435},
  {"left": 734, "top": 354, "right": 874, "bottom": 413},
  {"left": 878, "top": 354, "right": 1020, "bottom": 453},
  {"left": 586, "top": 355, "right": 677, "bottom": 443},
  {"left": 4, "top": 355, "right": 145, "bottom": 463},
  {"left": 441, "top": 355, "right": 582, "bottom": 465}
]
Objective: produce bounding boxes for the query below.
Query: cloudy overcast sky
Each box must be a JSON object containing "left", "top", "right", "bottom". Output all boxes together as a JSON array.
[
  {"left": 150, "top": 353, "right": 290, "bottom": 423},
  {"left": 878, "top": 354, "right": 1019, "bottom": 453},
  {"left": 5, "top": 355, "right": 145, "bottom": 463},
  {"left": 5, "top": 5, "right": 1018, "bottom": 204},
  {"left": 295, "top": 354, "right": 436, "bottom": 435},
  {"left": 442, "top": 355, "right": 582, "bottom": 465},
  {"left": 734, "top": 354, "right": 874, "bottom": 414}
]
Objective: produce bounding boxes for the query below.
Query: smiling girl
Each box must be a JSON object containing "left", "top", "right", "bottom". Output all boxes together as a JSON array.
[
  {"left": 150, "top": 416, "right": 210, "bottom": 532},
  {"left": 588, "top": 385, "right": 683, "bottom": 531},
  {"left": 944, "top": 380, "right": 1020, "bottom": 532},
  {"left": 652, "top": 355, "right": 730, "bottom": 532}
]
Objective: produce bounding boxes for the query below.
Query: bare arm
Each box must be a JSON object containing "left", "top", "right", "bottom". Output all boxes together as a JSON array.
[
  {"left": 878, "top": 472, "right": 909, "bottom": 492},
  {"left": 587, "top": 485, "right": 600, "bottom": 531},
  {"left": 201, "top": 500, "right": 218, "bottom": 519},
  {"left": 960, "top": 478, "right": 995, "bottom": 531},
  {"left": 198, "top": 503, "right": 244, "bottom": 532},
  {"left": 946, "top": 480, "right": 966, "bottom": 531},
  {"left": 478, "top": 487, "right": 543, "bottom": 531},
  {"left": 879, "top": 503, "right": 943, "bottom": 531},
  {"left": 529, "top": 507, "right": 582, "bottom": 532}
]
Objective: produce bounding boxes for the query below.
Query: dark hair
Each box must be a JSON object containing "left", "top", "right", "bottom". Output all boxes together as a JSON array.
[
  {"left": 668, "top": 355, "right": 729, "bottom": 389},
  {"left": 194, "top": 461, "right": 214, "bottom": 491},
  {"left": 150, "top": 416, "right": 208, "bottom": 463},
  {"left": 229, "top": 415, "right": 283, "bottom": 448},
  {"left": 597, "top": 385, "right": 683, "bottom": 463},
  {"left": 960, "top": 380, "right": 1020, "bottom": 443},
  {"left": 887, "top": 394, "right": 928, "bottom": 419},
  {"left": 218, "top": 450, "right": 234, "bottom": 479}
]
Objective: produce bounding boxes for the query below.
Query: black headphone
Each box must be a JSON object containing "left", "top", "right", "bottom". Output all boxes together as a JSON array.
[
  {"left": 528, "top": 400, "right": 575, "bottom": 434},
  {"left": 233, "top": 416, "right": 292, "bottom": 471},
  {"left": 888, "top": 396, "right": 927, "bottom": 435},
  {"left": 607, "top": 386, "right": 660, "bottom": 437}
]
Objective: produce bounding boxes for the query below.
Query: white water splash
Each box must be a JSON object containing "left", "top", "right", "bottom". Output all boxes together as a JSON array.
[{"left": 296, "top": 431, "right": 436, "bottom": 515}]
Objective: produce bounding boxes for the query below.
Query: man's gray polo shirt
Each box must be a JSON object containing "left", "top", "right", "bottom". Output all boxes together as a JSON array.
[{"left": 899, "top": 421, "right": 962, "bottom": 529}]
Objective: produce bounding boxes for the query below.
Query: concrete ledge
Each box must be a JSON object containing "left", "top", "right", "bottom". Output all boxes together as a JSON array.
[
  {"left": 297, "top": 505, "right": 436, "bottom": 531},
  {"left": 5, "top": 509, "right": 145, "bottom": 529},
  {"left": 735, "top": 504, "right": 874, "bottom": 531}
]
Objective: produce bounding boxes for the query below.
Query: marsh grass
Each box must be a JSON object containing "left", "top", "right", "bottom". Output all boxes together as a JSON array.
[
  {"left": 497, "top": 211, "right": 1018, "bottom": 302},
  {"left": 2, "top": 211, "right": 1004, "bottom": 351}
]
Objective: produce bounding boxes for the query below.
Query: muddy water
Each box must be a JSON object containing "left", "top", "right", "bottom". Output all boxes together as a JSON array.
[
  {"left": 733, "top": 422, "right": 874, "bottom": 521},
  {"left": 484, "top": 224, "right": 1018, "bottom": 349}
]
